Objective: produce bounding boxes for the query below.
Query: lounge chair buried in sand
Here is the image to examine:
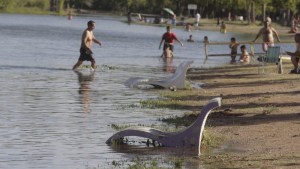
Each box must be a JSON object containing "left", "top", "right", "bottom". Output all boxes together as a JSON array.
[
  {"left": 124, "top": 61, "right": 193, "bottom": 90},
  {"left": 106, "top": 97, "right": 222, "bottom": 156}
]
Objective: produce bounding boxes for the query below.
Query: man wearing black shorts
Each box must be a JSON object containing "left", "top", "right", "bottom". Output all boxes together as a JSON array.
[
  {"left": 72, "top": 20, "right": 102, "bottom": 70},
  {"left": 159, "top": 26, "right": 183, "bottom": 58}
]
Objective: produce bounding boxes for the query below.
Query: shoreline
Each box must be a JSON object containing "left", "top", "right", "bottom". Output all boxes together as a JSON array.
[
  {"left": 3, "top": 12, "right": 299, "bottom": 167},
  {"left": 157, "top": 63, "right": 300, "bottom": 168},
  {"left": 91, "top": 13, "right": 300, "bottom": 167},
  {"left": 131, "top": 17, "right": 297, "bottom": 41}
]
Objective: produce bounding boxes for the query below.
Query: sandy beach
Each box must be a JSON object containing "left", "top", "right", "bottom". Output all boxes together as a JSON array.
[
  {"left": 132, "top": 19, "right": 300, "bottom": 167},
  {"left": 185, "top": 63, "right": 300, "bottom": 168},
  {"left": 182, "top": 20, "right": 300, "bottom": 167}
]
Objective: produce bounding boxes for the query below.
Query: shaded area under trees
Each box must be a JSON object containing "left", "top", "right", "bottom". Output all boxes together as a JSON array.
[{"left": 1, "top": 0, "right": 300, "bottom": 25}]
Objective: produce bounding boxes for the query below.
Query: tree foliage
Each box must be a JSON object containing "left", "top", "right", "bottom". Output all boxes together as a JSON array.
[
  {"left": 1, "top": 0, "right": 300, "bottom": 21},
  {"left": 0, "top": 0, "right": 49, "bottom": 11}
]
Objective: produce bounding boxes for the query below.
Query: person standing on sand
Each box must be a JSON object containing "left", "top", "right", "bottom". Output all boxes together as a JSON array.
[
  {"left": 72, "top": 20, "right": 102, "bottom": 71},
  {"left": 253, "top": 20, "right": 281, "bottom": 52},
  {"left": 159, "top": 26, "right": 183, "bottom": 58}
]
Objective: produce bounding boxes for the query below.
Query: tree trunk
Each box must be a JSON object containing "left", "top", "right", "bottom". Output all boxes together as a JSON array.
[
  {"left": 262, "top": 3, "right": 266, "bottom": 22},
  {"left": 176, "top": 0, "right": 182, "bottom": 16},
  {"left": 247, "top": 3, "right": 251, "bottom": 24},
  {"left": 287, "top": 9, "right": 291, "bottom": 21},
  {"left": 251, "top": 2, "right": 255, "bottom": 23}
]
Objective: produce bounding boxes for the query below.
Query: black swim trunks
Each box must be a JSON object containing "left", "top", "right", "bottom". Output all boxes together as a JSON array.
[
  {"left": 163, "top": 43, "right": 174, "bottom": 51},
  {"left": 79, "top": 47, "right": 95, "bottom": 62}
]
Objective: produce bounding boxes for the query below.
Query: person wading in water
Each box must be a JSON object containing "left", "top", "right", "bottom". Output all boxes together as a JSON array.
[{"left": 72, "top": 20, "right": 102, "bottom": 71}]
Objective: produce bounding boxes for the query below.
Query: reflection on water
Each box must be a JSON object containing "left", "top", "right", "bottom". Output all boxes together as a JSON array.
[
  {"left": 75, "top": 70, "right": 95, "bottom": 113},
  {"left": 109, "top": 143, "right": 205, "bottom": 168},
  {"left": 162, "top": 57, "right": 175, "bottom": 73}
]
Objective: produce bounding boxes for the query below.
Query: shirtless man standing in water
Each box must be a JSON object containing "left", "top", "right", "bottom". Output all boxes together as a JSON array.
[
  {"left": 253, "top": 19, "right": 281, "bottom": 52},
  {"left": 73, "top": 20, "right": 102, "bottom": 70}
]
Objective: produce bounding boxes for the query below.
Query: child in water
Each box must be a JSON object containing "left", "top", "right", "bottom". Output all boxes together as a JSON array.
[
  {"left": 239, "top": 45, "right": 249, "bottom": 63},
  {"left": 203, "top": 36, "right": 209, "bottom": 43},
  {"left": 187, "top": 35, "right": 195, "bottom": 42},
  {"left": 220, "top": 21, "right": 227, "bottom": 33},
  {"left": 229, "top": 37, "right": 239, "bottom": 62}
]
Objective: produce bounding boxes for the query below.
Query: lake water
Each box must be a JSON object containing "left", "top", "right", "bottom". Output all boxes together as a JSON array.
[{"left": 0, "top": 14, "right": 295, "bottom": 169}]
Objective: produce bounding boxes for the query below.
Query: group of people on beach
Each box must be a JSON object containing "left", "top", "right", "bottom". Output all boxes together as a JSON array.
[
  {"left": 228, "top": 37, "right": 249, "bottom": 63},
  {"left": 228, "top": 17, "right": 281, "bottom": 63},
  {"left": 228, "top": 17, "right": 300, "bottom": 74},
  {"left": 72, "top": 19, "right": 300, "bottom": 74}
]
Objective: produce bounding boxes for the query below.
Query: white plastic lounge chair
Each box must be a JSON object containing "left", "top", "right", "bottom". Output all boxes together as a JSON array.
[
  {"left": 106, "top": 97, "right": 222, "bottom": 156},
  {"left": 124, "top": 61, "right": 193, "bottom": 89},
  {"left": 258, "top": 46, "right": 283, "bottom": 74}
]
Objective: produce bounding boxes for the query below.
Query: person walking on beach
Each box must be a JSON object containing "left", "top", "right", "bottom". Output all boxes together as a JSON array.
[
  {"left": 253, "top": 19, "right": 281, "bottom": 52},
  {"left": 159, "top": 26, "right": 183, "bottom": 58},
  {"left": 72, "top": 20, "right": 102, "bottom": 71},
  {"left": 229, "top": 37, "right": 239, "bottom": 62}
]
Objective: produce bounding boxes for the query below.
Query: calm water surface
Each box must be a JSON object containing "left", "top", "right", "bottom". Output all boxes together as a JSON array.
[{"left": 0, "top": 14, "right": 295, "bottom": 169}]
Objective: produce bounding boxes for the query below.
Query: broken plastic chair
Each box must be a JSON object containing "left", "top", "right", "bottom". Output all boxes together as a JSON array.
[
  {"left": 106, "top": 97, "right": 222, "bottom": 156},
  {"left": 124, "top": 61, "right": 193, "bottom": 89}
]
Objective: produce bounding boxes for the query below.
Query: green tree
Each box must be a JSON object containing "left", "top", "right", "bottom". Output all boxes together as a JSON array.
[{"left": 0, "top": 0, "right": 50, "bottom": 12}]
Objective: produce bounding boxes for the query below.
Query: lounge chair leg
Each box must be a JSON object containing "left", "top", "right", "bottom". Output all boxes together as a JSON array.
[{"left": 277, "top": 59, "right": 283, "bottom": 74}]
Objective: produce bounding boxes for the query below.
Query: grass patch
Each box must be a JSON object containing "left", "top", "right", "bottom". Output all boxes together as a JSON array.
[
  {"left": 159, "top": 111, "right": 198, "bottom": 127},
  {"left": 262, "top": 106, "right": 278, "bottom": 115},
  {"left": 127, "top": 156, "right": 186, "bottom": 169},
  {"left": 140, "top": 98, "right": 198, "bottom": 109},
  {"left": 201, "top": 129, "right": 224, "bottom": 151},
  {"left": 110, "top": 123, "right": 135, "bottom": 130},
  {"left": 128, "top": 157, "right": 158, "bottom": 169}
]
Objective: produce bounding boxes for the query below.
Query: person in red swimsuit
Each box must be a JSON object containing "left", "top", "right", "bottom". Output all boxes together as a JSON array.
[{"left": 159, "top": 26, "right": 183, "bottom": 58}]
